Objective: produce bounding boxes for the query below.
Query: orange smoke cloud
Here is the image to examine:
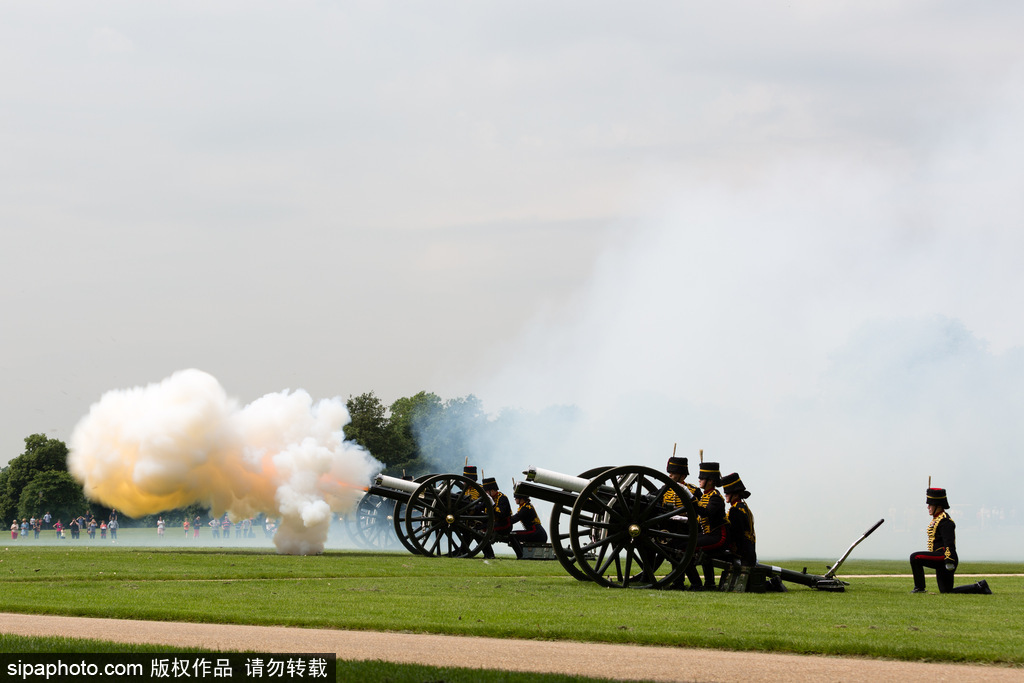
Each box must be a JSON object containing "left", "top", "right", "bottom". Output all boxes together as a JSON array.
[{"left": 68, "top": 369, "right": 381, "bottom": 555}]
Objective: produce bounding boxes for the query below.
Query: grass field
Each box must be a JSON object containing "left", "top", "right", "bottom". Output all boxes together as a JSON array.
[{"left": 1, "top": 533, "right": 1022, "bottom": 667}]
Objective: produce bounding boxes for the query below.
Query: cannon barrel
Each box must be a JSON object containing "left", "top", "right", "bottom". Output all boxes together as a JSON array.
[
  {"left": 519, "top": 465, "right": 693, "bottom": 514},
  {"left": 524, "top": 467, "right": 592, "bottom": 493},
  {"left": 375, "top": 473, "right": 419, "bottom": 494},
  {"left": 368, "top": 473, "right": 420, "bottom": 503}
]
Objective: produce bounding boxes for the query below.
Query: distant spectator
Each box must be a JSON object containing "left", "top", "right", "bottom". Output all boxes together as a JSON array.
[
  {"left": 10, "top": 520, "right": 17, "bottom": 540},
  {"left": 88, "top": 518, "right": 97, "bottom": 539},
  {"left": 156, "top": 517, "right": 165, "bottom": 538},
  {"left": 100, "top": 521, "right": 107, "bottom": 539},
  {"left": 54, "top": 520, "right": 63, "bottom": 538},
  {"left": 210, "top": 518, "right": 220, "bottom": 539},
  {"left": 108, "top": 518, "right": 118, "bottom": 540},
  {"left": 43, "top": 512, "right": 51, "bottom": 529}
]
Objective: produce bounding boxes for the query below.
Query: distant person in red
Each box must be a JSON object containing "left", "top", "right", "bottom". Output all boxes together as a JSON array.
[{"left": 909, "top": 487, "right": 992, "bottom": 594}]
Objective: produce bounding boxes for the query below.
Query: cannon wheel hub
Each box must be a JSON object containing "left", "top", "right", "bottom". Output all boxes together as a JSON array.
[
  {"left": 446, "top": 514, "right": 455, "bottom": 524},
  {"left": 628, "top": 524, "right": 641, "bottom": 538}
]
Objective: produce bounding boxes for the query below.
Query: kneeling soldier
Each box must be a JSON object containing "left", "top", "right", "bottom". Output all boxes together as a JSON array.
[
  {"left": 511, "top": 492, "right": 547, "bottom": 545},
  {"left": 481, "top": 478, "right": 523, "bottom": 560},
  {"left": 909, "top": 487, "right": 992, "bottom": 594}
]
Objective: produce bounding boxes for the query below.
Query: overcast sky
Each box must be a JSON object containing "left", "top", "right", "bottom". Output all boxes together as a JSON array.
[{"left": 3, "top": 2, "right": 1024, "bottom": 558}]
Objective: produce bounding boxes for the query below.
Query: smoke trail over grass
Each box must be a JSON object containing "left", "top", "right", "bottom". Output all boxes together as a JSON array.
[{"left": 68, "top": 369, "right": 380, "bottom": 555}]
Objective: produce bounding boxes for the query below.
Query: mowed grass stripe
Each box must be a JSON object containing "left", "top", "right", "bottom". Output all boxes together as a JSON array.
[{"left": 1, "top": 546, "right": 1021, "bottom": 664}]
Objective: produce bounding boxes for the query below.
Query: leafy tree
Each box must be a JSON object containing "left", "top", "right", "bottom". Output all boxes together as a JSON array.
[
  {"left": 344, "top": 392, "right": 394, "bottom": 464},
  {"left": 1, "top": 434, "right": 70, "bottom": 523},
  {"left": 387, "top": 391, "right": 443, "bottom": 476},
  {"left": 17, "top": 470, "right": 87, "bottom": 524}
]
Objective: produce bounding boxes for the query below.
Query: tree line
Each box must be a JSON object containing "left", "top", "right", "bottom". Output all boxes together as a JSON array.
[{"left": 1, "top": 391, "right": 577, "bottom": 526}]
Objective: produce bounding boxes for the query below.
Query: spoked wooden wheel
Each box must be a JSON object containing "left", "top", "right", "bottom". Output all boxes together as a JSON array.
[
  {"left": 405, "top": 474, "right": 495, "bottom": 558},
  {"left": 568, "top": 465, "right": 697, "bottom": 589},
  {"left": 392, "top": 475, "right": 434, "bottom": 555},
  {"left": 549, "top": 466, "right": 614, "bottom": 581},
  {"left": 348, "top": 493, "right": 399, "bottom": 550}
]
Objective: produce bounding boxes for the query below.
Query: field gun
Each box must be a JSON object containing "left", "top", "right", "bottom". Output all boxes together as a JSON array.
[
  {"left": 515, "top": 465, "right": 700, "bottom": 589},
  {"left": 360, "top": 472, "right": 496, "bottom": 558},
  {"left": 517, "top": 465, "right": 885, "bottom": 592},
  {"left": 344, "top": 486, "right": 402, "bottom": 551}
]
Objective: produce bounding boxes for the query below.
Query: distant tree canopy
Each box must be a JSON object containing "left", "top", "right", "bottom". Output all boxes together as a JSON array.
[
  {"left": 344, "top": 391, "right": 574, "bottom": 478},
  {"left": 0, "top": 434, "right": 92, "bottom": 525}
]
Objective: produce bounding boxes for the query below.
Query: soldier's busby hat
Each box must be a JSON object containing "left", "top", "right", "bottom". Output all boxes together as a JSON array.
[
  {"left": 666, "top": 457, "right": 689, "bottom": 476},
  {"left": 698, "top": 462, "right": 721, "bottom": 485},
  {"left": 482, "top": 477, "right": 498, "bottom": 490},
  {"left": 722, "top": 472, "right": 750, "bottom": 499},
  {"left": 926, "top": 487, "right": 949, "bottom": 509},
  {"left": 463, "top": 465, "right": 478, "bottom": 481}
]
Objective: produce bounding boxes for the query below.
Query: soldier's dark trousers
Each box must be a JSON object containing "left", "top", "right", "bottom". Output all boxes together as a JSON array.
[
  {"left": 512, "top": 527, "right": 547, "bottom": 544},
  {"left": 910, "top": 552, "right": 988, "bottom": 593},
  {"left": 696, "top": 528, "right": 728, "bottom": 587},
  {"left": 910, "top": 551, "right": 953, "bottom": 592}
]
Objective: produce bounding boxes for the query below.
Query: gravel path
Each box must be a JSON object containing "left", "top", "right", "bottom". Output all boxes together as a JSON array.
[{"left": 2, "top": 612, "right": 1021, "bottom": 682}]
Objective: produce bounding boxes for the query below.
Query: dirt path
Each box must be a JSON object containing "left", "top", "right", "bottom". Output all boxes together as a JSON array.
[{"left": 2, "top": 613, "right": 1021, "bottom": 682}]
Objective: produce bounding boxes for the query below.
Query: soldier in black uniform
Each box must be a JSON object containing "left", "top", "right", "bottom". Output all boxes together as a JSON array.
[
  {"left": 693, "top": 461, "right": 728, "bottom": 590},
  {"left": 511, "top": 492, "right": 547, "bottom": 544},
  {"left": 909, "top": 487, "right": 992, "bottom": 594},
  {"left": 722, "top": 472, "right": 756, "bottom": 566},
  {"left": 456, "top": 465, "right": 483, "bottom": 557},
  {"left": 480, "top": 477, "right": 523, "bottom": 559},
  {"left": 664, "top": 455, "right": 703, "bottom": 590},
  {"left": 462, "top": 465, "right": 481, "bottom": 506}
]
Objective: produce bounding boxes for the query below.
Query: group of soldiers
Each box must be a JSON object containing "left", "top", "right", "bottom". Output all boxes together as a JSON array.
[
  {"left": 456, "top": 458, "right": 995, "bottom": 596},
  {"left": 662, "top": 456, "right": 755, "bottom": 591},
  {"left": 460, "top": 464, "right": 547, "bottom": 560}
]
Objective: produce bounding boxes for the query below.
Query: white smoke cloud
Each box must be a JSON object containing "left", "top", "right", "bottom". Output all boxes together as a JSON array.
[
  {"left": 68, "top": 369, "right": 380, "bottom": 555},
  {"left": 469, "top": 91, "right": 1024, "bottom": 561}
]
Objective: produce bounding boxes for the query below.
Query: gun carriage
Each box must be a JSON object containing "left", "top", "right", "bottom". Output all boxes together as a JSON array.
[
  {"left": 345, "top": 487, "right": 402, "bottom": 551},
  {"left": 359, "top": 472, "right": 496, "bottom": 558},
  {"left": 515, "top": 465, "right": 700, "bottom": 589},
  {"left": 516, "top": 464, "right": 884, "bottom": 592}
]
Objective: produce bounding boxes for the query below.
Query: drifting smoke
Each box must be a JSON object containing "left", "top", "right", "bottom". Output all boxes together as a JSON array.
[
  {"left": 469, "top": 125, "right": 1024, "bottom": 561},
  {"left": 68, "top": 369, "right": 380, "bottom": 555}
]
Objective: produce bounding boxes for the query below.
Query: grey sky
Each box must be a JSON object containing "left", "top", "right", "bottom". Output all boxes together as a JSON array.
[{"left": 3, "top": 3, "right": 1024, "bottom": 558}]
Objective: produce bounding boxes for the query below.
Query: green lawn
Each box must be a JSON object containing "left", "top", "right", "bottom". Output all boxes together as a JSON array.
[{"left": 1, "top": 541, "right": 1021, "bottom": 666}]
